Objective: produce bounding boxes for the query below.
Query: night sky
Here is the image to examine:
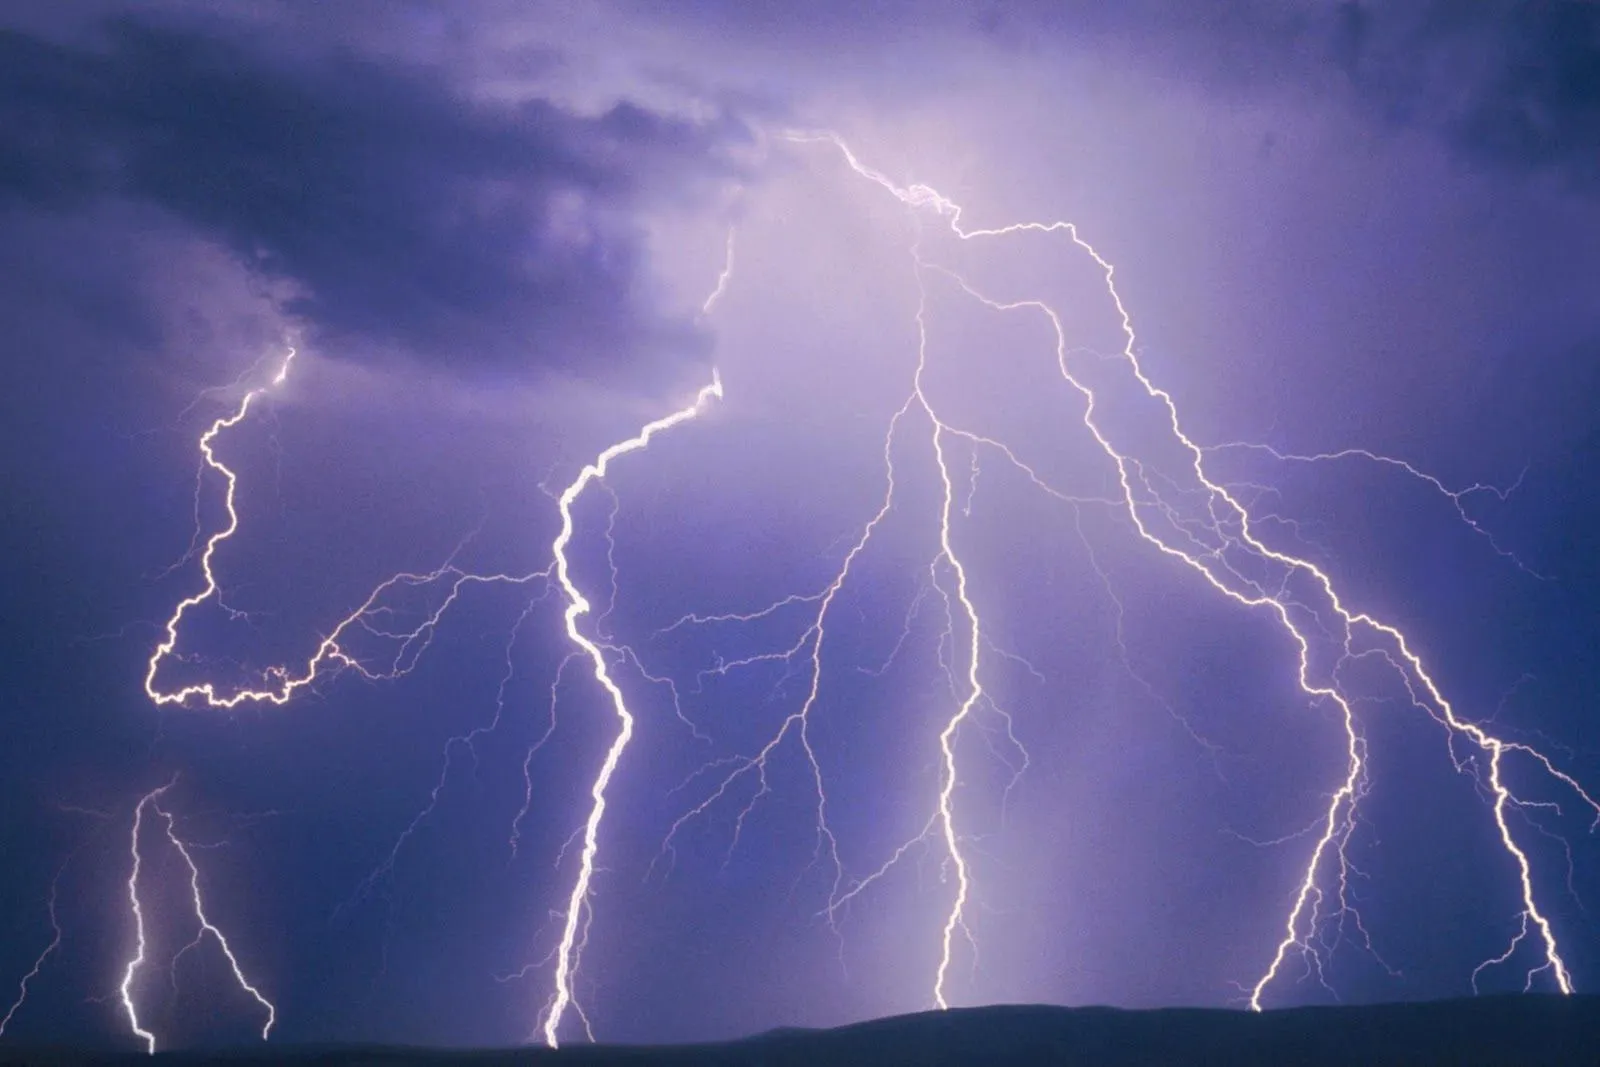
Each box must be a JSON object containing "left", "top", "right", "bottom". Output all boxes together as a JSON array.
[{"left": 3, "top": 0, "right": 1600, "bottom": 1053}]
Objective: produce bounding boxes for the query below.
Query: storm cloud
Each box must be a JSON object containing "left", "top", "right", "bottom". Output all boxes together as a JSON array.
[
  {"left": 0, "top": 16, "right": 749, "bottom": 377},
  {"left": 1322, "top": 2, "right": 1600, "bottom": 187}
]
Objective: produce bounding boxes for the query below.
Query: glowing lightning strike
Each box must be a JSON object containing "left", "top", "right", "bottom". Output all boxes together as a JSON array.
[
  {"left": 652, "top": 239, "right": 1121, "bottom": 1008},
  {"left": 914, "top": 275, "right": 987, "bottom": 1010},
  {"left": 701, "top": 227, "right": 737, "bottom": 317},
  {"left": 144, "top": 348, "right": 296, "bottom": 707},
  {"left": 154, "top": 804, "right": 277, "bottom": 1039},
  {"left": 114, "top": 123, "right": 1595, "bottom": 1043},
  {"left": 1202, "top": 441, "right": 1541, "bottom": 578},
  {"left": 119, "top": 781, "right": 275, "bottom": 1053},
  {"left": 648, "top": 240, "right": 1073, "bottom": 1008},
  {"left": 788, "top": 129, "right": 1600, "bottom": 1010},
  {"left": 539, "top": 371, "right": 723, "bottom": 1048},
  {"left": 145, "top": 348, "right": 549, "bottom": 710},
  {"left": 120, "top": 788, "right": 159, "bottom": 1055}
]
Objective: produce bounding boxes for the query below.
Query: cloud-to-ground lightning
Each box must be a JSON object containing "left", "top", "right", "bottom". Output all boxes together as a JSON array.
[
  {"left": 119, "top": 788, "right": 158, "bottom": 1055},
  {"left": 118, "top": 781, "right": 276, "bottom": 1053},
  {"left": 84, "top": 110, "right": 1596, "bottom": 1053},
  {"left": 652, "top": 233, "right": 1070, "bottom": 1010},
  {"left": 155, "top": 804, "right": 276, "bottom": 1039},
  {"left": 126, "top": 224, "right": 736, "bottom": 1049},
  {"left": 921, "top": 290, "right": 988, "bottom": 1010},
  {"left": 779, "top": 129, "right": 1600, "bottom": 1010},
  {"left": 538, "top": 371, "right": 723, "bottom": 1047}
]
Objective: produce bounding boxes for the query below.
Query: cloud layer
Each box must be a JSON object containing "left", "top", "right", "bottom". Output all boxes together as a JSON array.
[{"left": 0, "top": 16, "right": 748, "bottom": 377}]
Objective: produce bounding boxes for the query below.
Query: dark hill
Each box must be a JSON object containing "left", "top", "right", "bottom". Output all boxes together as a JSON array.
[{"left": 5, "top": 996, "right": 1599, "bottom": 1066}]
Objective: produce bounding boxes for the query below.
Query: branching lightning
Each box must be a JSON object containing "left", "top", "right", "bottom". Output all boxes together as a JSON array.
[
  {"left": 154, "top": 800, "right": 276, "bottom": 1039},
  {"left": 649, "top": 215, "right": 1081, "bottom": 1011},
  {"left": 1202, "top": 441, "right": 1541, "bottom": 578},
  {"left": 57, "top": 113, "right": 1591, "bottom": 1055},
  {"left": 538, "top": 371, "right": 723, "bottom": 1047},
  {"left": 780, "top": 129, "right": 1600, "bottom": 1010},
  {"left": 118, "top": 781, "right": 275, "bottom": 1053},
  {"left": 121, "top": 229, "right": 732, "bottom": 1050},
  {"left": 144, "top": 349, "right": 550, "bottom": 711}
]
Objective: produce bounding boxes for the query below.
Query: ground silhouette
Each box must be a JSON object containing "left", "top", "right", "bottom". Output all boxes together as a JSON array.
[{"left": 4, "top": 995, "right": 1598, "bottom": 1065}]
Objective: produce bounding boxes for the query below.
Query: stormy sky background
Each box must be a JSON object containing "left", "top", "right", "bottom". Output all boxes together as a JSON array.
[{"left": 2, "top": 0, "right": 1599, "bottom": 1050}]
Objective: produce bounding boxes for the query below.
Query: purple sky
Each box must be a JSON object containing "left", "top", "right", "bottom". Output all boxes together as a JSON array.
[{"left": 2, "top": 0, "right": 1600, "bottom": 1051}]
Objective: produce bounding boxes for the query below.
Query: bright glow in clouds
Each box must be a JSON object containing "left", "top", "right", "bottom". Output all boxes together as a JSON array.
[
  {"left": 14, "top": 131, "right": 1582, "bottom": 1051},
  {"left": 779, "top": 129, "right": 1600, "bottom": 1008}
]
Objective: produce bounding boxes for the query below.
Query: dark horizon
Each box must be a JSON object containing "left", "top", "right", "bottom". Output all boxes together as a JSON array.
[{"left": 7, "top": 997, "right": 1600, "bottom": 1065}]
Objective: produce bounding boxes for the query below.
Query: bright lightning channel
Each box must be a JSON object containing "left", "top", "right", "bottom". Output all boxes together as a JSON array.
[
  {"left": 119, "top": 780, "right": 275, "bottom": 1053},
  {"left": 917, "top": 276, "right": 988, "bottom": 1009},
  {"left": 783, "top": 129, "right": 1600, "bottom": 1009},
  {"left": 654, "top": 247, "right": 1075, "bottom": 1009},
  {"left": 145, "top": 348, "right": 547, "bottom": 711},
  {"left": 119, "top": 789, "right": 157, "bottom": 1054},
  {"left": 112, "top": 126, "right": 1599, "bottom": 1043},
  {"left": 137, "top": 234, "right": 736, "bottom": 1049},
  {"left": 539, "top": 371, "right": 723, "bottom": 1048}
]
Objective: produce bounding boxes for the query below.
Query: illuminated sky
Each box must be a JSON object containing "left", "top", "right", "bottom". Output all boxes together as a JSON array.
[{"left": 2, "top": 0, "right": 1600, "bottom": 1051}]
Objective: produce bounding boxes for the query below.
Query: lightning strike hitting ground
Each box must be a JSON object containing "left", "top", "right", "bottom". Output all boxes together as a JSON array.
[
  {"left": 154, "top": 805, "right": 276, "bottom": 1039},
  {"left": 785, "top": 130, "right": 1600, "bottom": 1009},
  {"left": 127, "top": 232, "right": 736, "bottom": 1047},
  {"left": 539, "top": 371, "right": 724, "bottom": 1048},
  {"left": 917, "top": 283, "right": 989, "bottom": 1010},
  {"left": 118, "top": 781, "right": 276, "bottom": 1053},
  {"left": 83, "top": 118, "right": 1595, "bottom": 1051},
  {"left": 652, "top": 242, "right": 1062, "bottom": 1009},
  {"left": 119, "top": 789, "right": 159, "bottom": 1055}
]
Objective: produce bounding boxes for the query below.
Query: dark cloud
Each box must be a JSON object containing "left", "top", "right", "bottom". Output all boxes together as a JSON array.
[
  {"left": 1051, "top": 0, "right": 1600, "bottom": 192},
  {"left": 798, "top": 0, "right": 1600, "bottom": 193},
  {"left": 0, "top": 17, "right": 749, "bottom": 377},
  {"left": 1445, "top": 3, "right": 1599, "bottom": 183},
  {"left": 1268, "top": 1, "right": 1600, "bottom": 190},
  {"left": 607, "top": 0, "right": 1593, "bottom": 184}
]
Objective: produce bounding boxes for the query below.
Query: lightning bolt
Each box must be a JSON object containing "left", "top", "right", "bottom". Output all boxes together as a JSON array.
[
  {"left": 1202, "top": 441, "right": 1541, "bottom": 578},
  {"left": 137, "top": 233, "right": 736, "bottom": 1048},
  {"left": 119, "top": 781, "right": 276, "bottom": 1053},
  {"left": 145, "top": 348, "right": 547, "bottom": 711},
  {"left": 113, "top": 123, "right": 1598, "bottom": 1046},
  {"left": 145, "top": 348, "right": 296, "bottom": 707},
  {"left": 154, "top": 805, "right": 276, "bottom": 1039},
  {"left": 119, "top": 787, "right": 158, "bottom": 1055},
  {"left": 782, "top": 129, "right": 1600, "bottom": 1009},
  {"left": 652, "top": 239, "right": 1067, "bottom": 1010},
  {"left": 0, "top": 858, "right": 69, "bottom": 1038},
  {"left": 539, "top": 371, "right": 723, "bottom": 1048},
  {"left": 701, "top": 227, "right": 737, "bottom": 317},
  {"left": 652, "top": 410, "right": 898, "bottom": 907},
  {"left": 917, "top": 277, "right": 988, "bottom": 1010}
]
